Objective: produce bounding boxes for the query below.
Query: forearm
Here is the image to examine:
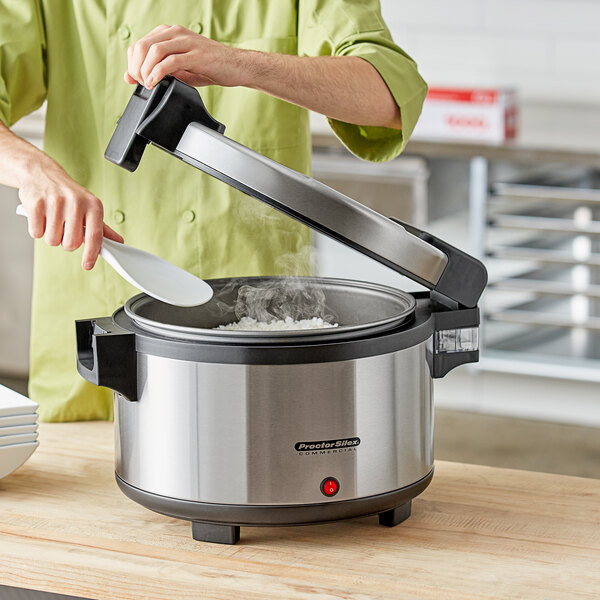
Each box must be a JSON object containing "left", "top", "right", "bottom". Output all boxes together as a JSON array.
[
  {"left": 0, "top": 121, "right": 58, "bottom": 189},
  {"left": 242, "top": 53, "right": 402, "bottom": 129}
]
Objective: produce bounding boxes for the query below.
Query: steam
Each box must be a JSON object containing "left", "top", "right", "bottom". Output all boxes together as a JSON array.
[
  {"left": 234, "top": 279, "right": 334, "bottom": 323},
  {"left": 211, "top": 193, "right": 338, "bottom": 325},
  {"left": 207, "top": 246, "right": 338, "bottom": 326},
  {"left": 237, "top": 245, "right": 337, "bottom": 323}
]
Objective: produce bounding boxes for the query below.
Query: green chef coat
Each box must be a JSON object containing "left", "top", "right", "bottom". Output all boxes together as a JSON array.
[{"left": 0, "top": 0, "right": 427, "bottom": 421}]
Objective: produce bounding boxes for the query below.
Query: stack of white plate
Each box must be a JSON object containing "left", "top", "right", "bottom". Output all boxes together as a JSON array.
[{"left": 0, "top": 384, "right": 39, "bottom": 480}]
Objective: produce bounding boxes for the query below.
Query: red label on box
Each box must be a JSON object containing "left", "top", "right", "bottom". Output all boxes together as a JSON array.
[{"left": 427, "top": 87, "right": 500, "bottom": 104}]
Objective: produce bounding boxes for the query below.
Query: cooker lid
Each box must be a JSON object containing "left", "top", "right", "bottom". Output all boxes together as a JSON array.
[
  {"left": 106, "top": 77, "right": 487, "bottom": 308},
  {"left": 122, "top": 277, "right": 416, "bottom": 344}
]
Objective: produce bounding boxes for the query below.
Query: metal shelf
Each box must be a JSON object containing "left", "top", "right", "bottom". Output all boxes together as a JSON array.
[
  {"left": 482, "top": 322, "right": 600, "bottom": 382},
  {"left": 491, "top": 168, "right": 600, "bottom": 204},
  {"left": 487, "top": 285, "right": 600, "bottom": 327},
  {"left": 482, "top": 167, "right": 600, "bottom": 379},
  {"left": 487, "top": 233, "right": 600, "bottom": 267},
  {"left": 488, "top": 265, "right": 600, "bottom": 298},
  {"left": 488, "top": 203, "right": 600, "bottom": 235},
  {"left": 484, "top": 321, "right": 600, "bottom": 362}
]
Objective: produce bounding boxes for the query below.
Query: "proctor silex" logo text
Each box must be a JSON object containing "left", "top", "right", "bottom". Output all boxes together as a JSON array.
[{"left": 294, "top": 437, "right": 361, "bottom": 455}]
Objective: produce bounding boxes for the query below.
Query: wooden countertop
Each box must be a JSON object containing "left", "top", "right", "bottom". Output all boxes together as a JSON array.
[
  {"left": 312, "top": 102, "right": 600, "bottom": 167},
  {"left": 1, "top": 422, "right": 599, "bottom": 600}
]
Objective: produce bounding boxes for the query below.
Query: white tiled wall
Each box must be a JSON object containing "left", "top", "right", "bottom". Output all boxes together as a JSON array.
[{"left": 380, "top": 0, "right": 599, "bottom": 104}]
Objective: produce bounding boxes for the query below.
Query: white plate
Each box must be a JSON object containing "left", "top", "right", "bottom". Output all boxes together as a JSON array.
[
  {"left": 0, "top": 432, "right": 38, "bottom": 447},
  {"left": 0, "top": 424, "right": 38, "bottom": 436},
  {"left": 0, "top": 441, "right": 39, "bottom": 480},
  {"left": 0, "top": 385, "right": 38, "bottom": 417},
  {"left": 0, "top": 413, "right": 38, "bottom": 427}
]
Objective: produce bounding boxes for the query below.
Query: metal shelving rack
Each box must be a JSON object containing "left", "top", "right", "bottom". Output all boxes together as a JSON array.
[{"left": 482, "top": 167, "right": 600, "bottom": 381}]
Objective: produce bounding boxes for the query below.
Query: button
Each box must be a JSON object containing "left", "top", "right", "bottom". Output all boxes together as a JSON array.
[
  {"left": 189, "top": 22, "right": 203, "bottom": 34},
  {"left": 183, "top": 209, "right": 196, "bottom": 223},
  {"left": 113, "top": 210, "right": 125, "bottom": 224},
  {"left": 118, "top": 25, "right": 131, "bottom": 40},
  {"left": 320, "top": 477, "right": 340, "bottom": 497}
]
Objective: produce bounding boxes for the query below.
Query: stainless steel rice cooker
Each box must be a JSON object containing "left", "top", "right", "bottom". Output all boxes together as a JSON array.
[{"left": 76, "top": 77, "right": 487, "bottom": 544}]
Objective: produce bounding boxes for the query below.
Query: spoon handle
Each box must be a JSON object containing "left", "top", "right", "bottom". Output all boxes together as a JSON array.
[{"left": 15, "top": 204, "right": 29, "bottom": 219}]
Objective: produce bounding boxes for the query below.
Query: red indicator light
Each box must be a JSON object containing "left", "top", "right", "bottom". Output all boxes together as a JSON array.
[{"left": 321, "top": 477, "right": 340, "bottom": 497}]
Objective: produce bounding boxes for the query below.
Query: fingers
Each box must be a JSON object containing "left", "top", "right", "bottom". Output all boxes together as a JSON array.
[
  {"left": 35, "top": 194, "right": 101, "bottom": 256},
  {"left": 127, "top": 43, "right": 142, "bottom": 84},
  {"left": 81, "top": 204, "right": 105, "bottom": 270},
  {"left": 103, "top": 223, "right": 124, "bottom": 244},
  {"left": 20, "top": 196, "right": 46, "bottom": 239},
  {"left": 127, "top": 24, "right": 174, "bottom": 87},
  {"left": 146, "top": 54, "right": 192, "bottom": 87},
  {"left": 126, "top": 24, "right": 206, "bottom": 88},
  {"left": 140, "top": 39, "right": 189, "bottom": 87},
  {"left": 44, "top": 196, "right": 65, "bottom": 247},
  {"left": 61, "top": 200, "right": 86, "bottom": 251}
]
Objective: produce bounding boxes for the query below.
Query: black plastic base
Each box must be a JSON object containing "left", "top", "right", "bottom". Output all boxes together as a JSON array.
[
  {"left": 116, "top": 470, "right": 433, "bottom": 544},
  {"left": 378, "top": 501, "right": 411, "bottom": 527},
  {"left": 192, "top": 522, "right": 240, "bottom": 545},
  {"left": 189, "top": 502, "right": 412, "bottom": 544}
]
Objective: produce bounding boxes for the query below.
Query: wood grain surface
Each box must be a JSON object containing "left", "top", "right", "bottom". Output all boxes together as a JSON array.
[{"left": 0, "top": 422, "right": 599, "bottom": 600}]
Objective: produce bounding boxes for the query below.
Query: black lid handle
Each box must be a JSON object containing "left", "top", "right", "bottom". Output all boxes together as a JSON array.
[
  {"left": 390, "top": 218, "right": 487, "bottom": 308},
  {"left": 105, "top": 76, "right": 225, "bottom": 172}
]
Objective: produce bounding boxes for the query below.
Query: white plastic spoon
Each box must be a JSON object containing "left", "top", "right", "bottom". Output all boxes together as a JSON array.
[{"left": 16, "top": 205, "right": 213, "bottom": 307}]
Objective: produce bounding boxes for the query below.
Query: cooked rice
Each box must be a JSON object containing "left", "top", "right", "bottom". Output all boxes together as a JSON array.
[{"left": 216, "top": 316, "right": 339, "bottom": 331}]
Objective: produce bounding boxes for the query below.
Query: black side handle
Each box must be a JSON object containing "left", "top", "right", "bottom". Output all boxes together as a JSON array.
[
  {"left": 105, "top": 75, "right": 225, "bottom": 172},
  {"left": 75, "top": 318, "right": 137, "bottom": 402},
  {"left": 430, "top": 304, "right": 480, "bottom": 378},
  {"left": 390, "top": 218, "right": 487, "bottom": 308}
]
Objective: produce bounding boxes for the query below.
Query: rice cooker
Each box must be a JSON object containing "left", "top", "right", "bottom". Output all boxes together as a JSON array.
[{"left": 76, "top": 77, "right": 487, "bottom": 544}]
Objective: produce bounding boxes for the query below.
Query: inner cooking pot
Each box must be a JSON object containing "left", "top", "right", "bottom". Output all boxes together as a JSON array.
[{"left": 123, "top": 277, "right": 416, "bottom": 344}]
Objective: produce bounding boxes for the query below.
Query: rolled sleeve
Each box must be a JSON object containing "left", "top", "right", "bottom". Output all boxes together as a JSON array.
[
  {"left": 0, "top": 0, "right": 46, "bottom": 127},
  {"left": 299, "top": 0, "right": 427, "bottom": 162}
]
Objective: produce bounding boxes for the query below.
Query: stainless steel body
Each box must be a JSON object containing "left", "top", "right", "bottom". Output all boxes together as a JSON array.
[
  {"left": 114, "top": 341, "right": 433, "bottom": 505},
  {"left": 78, "top": 276, "right": 477, "bottom": 514}
]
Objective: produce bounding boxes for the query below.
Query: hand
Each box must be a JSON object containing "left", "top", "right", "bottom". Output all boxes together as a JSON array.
[
  {"left": 125, "top": 24, "right": 248, "bottom": 89},
  {"left": 18, "top": 158, "right": 124, "bottom": 270}
]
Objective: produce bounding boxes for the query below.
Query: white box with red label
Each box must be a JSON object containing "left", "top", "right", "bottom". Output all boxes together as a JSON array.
[{"left": 411, "top": 87, "right": 518, "bottom": 143}]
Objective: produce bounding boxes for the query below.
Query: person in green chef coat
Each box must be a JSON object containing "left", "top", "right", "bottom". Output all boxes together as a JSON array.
[{"left": 0, "top": 1, "right": 427, "bottom": 422}]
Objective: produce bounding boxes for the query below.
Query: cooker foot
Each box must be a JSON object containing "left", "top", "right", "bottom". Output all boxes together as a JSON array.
[
  {"left": 192, "top": 522, "right": 240, "bottom": 544},
  {"left": 378, "top": 501, "right": 411, "bottom": 527}
]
